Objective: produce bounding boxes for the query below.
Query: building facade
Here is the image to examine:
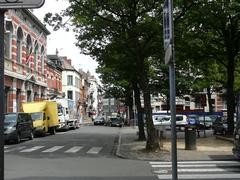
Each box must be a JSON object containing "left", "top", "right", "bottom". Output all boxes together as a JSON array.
[
  {"left": 61, "top": 57, "right": 81, "bottom": 108},
  {"left": 4, "top": 9, "right": 50, "bottom": 113},
  {"left": 47, "top": 54, "right": 63, "bottom": 99}
]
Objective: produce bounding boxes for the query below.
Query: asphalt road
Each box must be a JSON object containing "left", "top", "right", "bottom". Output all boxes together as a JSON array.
[
  {"left": 4, "top": 125, "right": 157, "bottom": 180},
  {"left": 4, "top": 125, "right": 240, "bottom": 180}
]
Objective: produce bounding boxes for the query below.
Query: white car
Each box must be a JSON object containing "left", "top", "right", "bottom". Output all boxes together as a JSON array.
[
  {"left": 176, "top": 115, "right": 188, "bottom": 127},
  {"left": 153, "top": 115, "right": 171, "bottom": 130}
]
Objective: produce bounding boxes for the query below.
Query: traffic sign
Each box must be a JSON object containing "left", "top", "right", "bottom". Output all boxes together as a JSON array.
[
  {"left": 0, "top": 0, "right": 45, "bottom": 9},
  {"left": 165, "top": 44, "right": 172, "bottom": 65},
  {"left": 163, "top": 0, "right": 173, "bottom": 50}
]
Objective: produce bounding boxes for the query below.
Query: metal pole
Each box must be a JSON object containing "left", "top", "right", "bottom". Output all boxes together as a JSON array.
[
  {"left": 133, "top": 90, "right": 136, "bottom": 127},
  {"left": 169, "top": 0, "right": 178, "bottom": 179},
  {"left": 169, "top": 64, "right": 177, "bottom": 180},
  {"left": 0, "top": 10, "right": 5, "bottom": 180}
]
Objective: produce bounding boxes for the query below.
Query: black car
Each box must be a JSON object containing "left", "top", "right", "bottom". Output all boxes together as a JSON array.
[
  {"left": 107, "top": 117, "right": 124, "bottom": 127},
  {"left": 4, "top": 112, "right": 34, "bottom": 144},
  {"left": 93, "top": 117, "right": 106, "bottom": 125},
  {"left": 212, "top": 117, "right": 227, "bottom": 135},
  {"left": 233, "top": 120, "right": 240, "bottom": 159}
]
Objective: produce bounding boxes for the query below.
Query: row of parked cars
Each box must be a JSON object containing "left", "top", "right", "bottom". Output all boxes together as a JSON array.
[
  {"left": 93, "top": 116, "right": 124, "bottom": 127},
  {"left": 153, "top": 114, "right": 229, "bottom": 134}
]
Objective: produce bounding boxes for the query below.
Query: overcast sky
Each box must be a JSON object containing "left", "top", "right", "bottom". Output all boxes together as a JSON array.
[{"left": 33, "top": 0, "right": 99, "bottom": 80}]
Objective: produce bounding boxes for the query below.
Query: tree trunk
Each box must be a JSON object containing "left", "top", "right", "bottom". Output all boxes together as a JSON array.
[
  {"left": 133, "top": 82, "right": 146, "bottom": 141},
  {"left": 226, "top": 56, "right": 235, "bottom": 135},
  {"left": 137, "top": 60, "right": 160, "bottom": 151},
  {"left": 207, "top": 87, "right": 213, "bottom": 113}
]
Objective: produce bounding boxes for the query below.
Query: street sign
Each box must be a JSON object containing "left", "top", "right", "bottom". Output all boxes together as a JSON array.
[
  {"left": 163, "top": 0, "right": 173, "bottom": 50},
  {"left": 0, "top": 0, "right": 45, "bottom": 9},
  {"left": 165, "top": 44, "right": 172, "bottom": 65}
]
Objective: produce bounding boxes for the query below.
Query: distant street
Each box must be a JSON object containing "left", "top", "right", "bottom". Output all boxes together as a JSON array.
[{"left": 4, "top": 125, "right": 156, "bottom": 180}]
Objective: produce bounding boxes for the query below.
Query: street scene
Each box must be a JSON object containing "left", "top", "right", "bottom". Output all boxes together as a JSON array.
[{"left": 1, "top": 0, "right": 240, "bottom": 180}]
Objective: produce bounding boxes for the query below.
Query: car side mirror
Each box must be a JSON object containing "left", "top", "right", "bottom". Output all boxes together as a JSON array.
[{"left": 47, "top": 116, "right": 50, "bottom": 120}]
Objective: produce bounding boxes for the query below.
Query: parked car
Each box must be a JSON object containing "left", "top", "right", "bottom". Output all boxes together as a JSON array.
[
  {"left": 4, "top": 112, "right": 34, "bottom": 144},
  {"left": 233, "top": 120, "right": 240, "bottom": 159},
  {"left": 106, "top": 117, "right": 124, "bottom": 127},
  {"left": 176, "top": 115, "right": 188, "bottom": 129},
  {"left": 153, "top": 115, "right": 169, "bottom": 125},
  {"left": 93, "top": 116, "right": 106, "bottom": 125},
  {"left": 198, "top": 116, "right": 213, "bottom": 129},
  {"left": 187, "top": 114, "right": 200, "bottom": 126},
  {"left": 212, "top": 117, "right": 228, "bottom": 135}
]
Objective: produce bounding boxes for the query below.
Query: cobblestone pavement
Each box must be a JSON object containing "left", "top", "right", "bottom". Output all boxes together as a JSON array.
[{"left": 116, "top": 127, "right": 235, "bottom": 161}]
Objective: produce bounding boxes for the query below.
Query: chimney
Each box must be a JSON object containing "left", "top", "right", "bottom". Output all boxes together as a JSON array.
[{"left": 66, "top": 59, "right": 72, "bottom": 65}]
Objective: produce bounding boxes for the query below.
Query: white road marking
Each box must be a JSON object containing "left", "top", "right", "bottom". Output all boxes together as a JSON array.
[
  {"left": 20, "top": 146, "right": 45, "bottom": 152},
  {"left": 42, "top": 146, "right": 64, "bottom": 153},
  {"left": 86, "top": 147, "right": 102, "bottom": 154},
  {"left": 152, "top": 163, "right": 240, "bottom": 168},
  {"left": 150, "top": 161, "right": 240, "bottom": 165},
  {"left": 4, "top": 146, "right": 26, "bottom": 153},
  {"left": 157, "top": 173, "right": 240, "bottom": 179},
  {"left": 65, "top": 146, "right": 83, "bottom": 153}
]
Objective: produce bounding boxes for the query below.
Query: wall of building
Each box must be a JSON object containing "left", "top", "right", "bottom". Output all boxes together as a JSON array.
[{"left": 4, "top": 9, "right": 49, "bottom": 113}]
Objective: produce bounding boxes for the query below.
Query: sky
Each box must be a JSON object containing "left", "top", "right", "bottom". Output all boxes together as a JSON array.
[{"left": 32, "top": 0, "right": 99, "bottom": 80}]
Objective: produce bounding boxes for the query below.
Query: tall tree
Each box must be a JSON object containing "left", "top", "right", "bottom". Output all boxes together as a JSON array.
[
  {"left": 175, "top": 1, "right": 240, "bottom": 135},
  {"left": 45, "top": 0, "right": 162, "bottom": 150}
]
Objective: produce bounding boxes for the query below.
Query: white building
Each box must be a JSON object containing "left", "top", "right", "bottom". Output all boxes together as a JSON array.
[{"left": 61, "top": 57, "right": 81, "bottom": 107}]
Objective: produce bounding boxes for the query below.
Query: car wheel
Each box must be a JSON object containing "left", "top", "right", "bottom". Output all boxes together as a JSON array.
[
  {"left": 222, "top": 130, "right": 226, "bottom": 136},
  {"left": 213, "top": 130, "right": 216, "bottom": 135},
  {"left": 29, "top": 131, "right": 34, "bottom": 140},
  {"left": 50, "top": 127, "right": 56, "bottom": 135},
  {"left": 15, "top": 134, "right": 21, "bottom": 144}
]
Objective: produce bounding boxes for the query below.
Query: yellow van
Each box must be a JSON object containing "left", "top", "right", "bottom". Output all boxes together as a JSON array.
[{"left": 22, "top": 101, "right": 59, "bottom": 136}]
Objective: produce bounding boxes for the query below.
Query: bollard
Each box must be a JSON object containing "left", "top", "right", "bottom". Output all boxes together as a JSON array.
[{"left": 185, "top": 126, "right": 197, "bottom": 150}]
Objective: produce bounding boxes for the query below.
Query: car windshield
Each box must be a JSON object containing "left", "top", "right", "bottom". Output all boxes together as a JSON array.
[
  {"left": 31, "top": 112, "right": 43, "bottom": 121},
  {"left": 162, "top": 117, "right": 170, "bottom": 121},
  {"left": 95, "top": 117, "right": 103, "bottom": 121},
  {"left": 176, "top": 116, "right": 184, "bottom": 121},
  {"left": 111, "top": 118, "right": 121, "bottom": 122},
  {"left": 4, "top": 114, "right": 17, "bottom": 127}
]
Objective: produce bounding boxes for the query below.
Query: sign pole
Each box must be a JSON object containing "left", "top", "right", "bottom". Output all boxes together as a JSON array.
[
  {"left": 163, "top": 0, "right": 178, "bottom": 179},
  {"left": 0, "top": 9, "right": 6, "bottom": 180}
]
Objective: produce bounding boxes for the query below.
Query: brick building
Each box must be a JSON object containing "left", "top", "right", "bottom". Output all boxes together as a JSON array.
[
  {"left": 47, "top": 54, "right": 63, "bottom": 99},
  {"left": 4, "top": 9, "right": 50, "bottom": 113}
]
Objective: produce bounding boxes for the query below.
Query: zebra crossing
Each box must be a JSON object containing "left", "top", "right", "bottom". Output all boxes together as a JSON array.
[
  {"left": 149, "top": 160, "right": 240, "bottom": 179},
  {"left": 4, "top": 145, "right": 103, "bottom": 155}
]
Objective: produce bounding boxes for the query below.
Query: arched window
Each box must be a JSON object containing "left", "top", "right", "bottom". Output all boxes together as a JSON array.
[
  {"left": 41, "top": 46, "right": 45, "bottom": 74},
  {"left": 16, "top": 27, "right": 23, "bottom": 63},
  {"left": 26, "top": 35, "right": 32, "bottom": 72},
  {"left": 4, "top": 21, "right": 13, "bottom": 59},
  {"left": 34, "top": 41, "right": 38, "bottom": 70}
]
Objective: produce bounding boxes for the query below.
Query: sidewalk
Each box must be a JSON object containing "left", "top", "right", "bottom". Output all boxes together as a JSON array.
[{"left": 116, "top": 127, "right": 235, "bottom": 161}]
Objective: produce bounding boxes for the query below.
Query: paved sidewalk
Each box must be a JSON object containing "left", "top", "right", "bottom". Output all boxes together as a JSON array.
[{"left": 116, "top": 127, "right": 235, "bottom": 161}]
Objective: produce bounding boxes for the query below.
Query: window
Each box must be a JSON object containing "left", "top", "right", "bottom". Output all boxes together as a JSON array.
[
  {"left": 67, "top": 90, "right": 73, "bottom": 100},
  {"left": 16, "top": 28, "right": 23, "bottom": 63},
  {"left": 75, "top": 77, "right": 80, "bottom": 88},
  {"left": 41, "top": 46, "right": 45, "bottom": 74},
  {"left": 67, "top": 75, "right": 73, "bottom": 85},
  {"left": 4, "top": 21, "right": 13, "bottom": 59},
  {"left": 34, "top": 42, "right": 39, "bottom": 70},
  {"left": 26, "top": 35, "right": 32, "bottom": 72}
]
